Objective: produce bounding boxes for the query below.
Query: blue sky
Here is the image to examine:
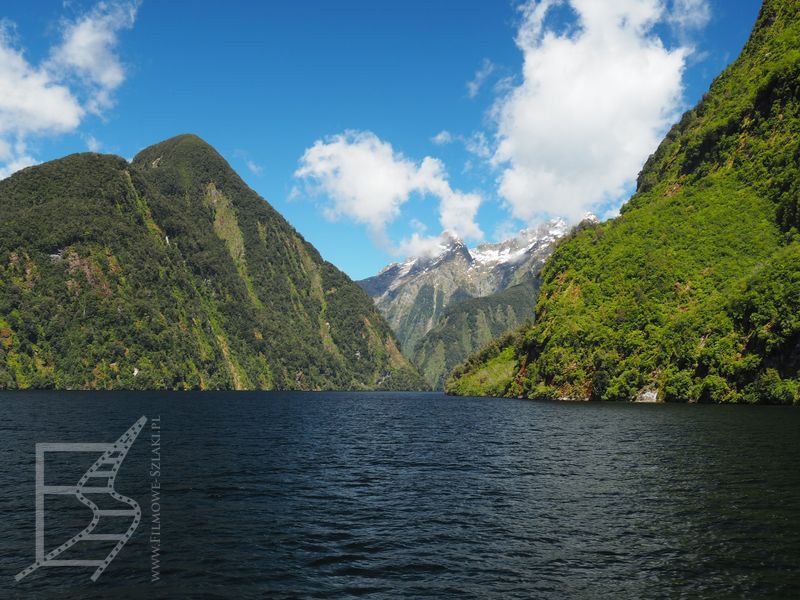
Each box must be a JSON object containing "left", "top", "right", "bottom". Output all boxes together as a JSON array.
[{"left": 0, "top": 0, "right": 761, "bottom": 279}]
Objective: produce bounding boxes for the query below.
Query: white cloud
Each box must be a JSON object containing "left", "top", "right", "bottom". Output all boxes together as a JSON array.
[
  {"left": 287, "top": 185, "right": 301, "bottom": 202},
  {"left": 0, "top": 25, "right": 83, "bottom": 139},
  {"left": 493, "top": 75, "right": 515, "bottom": 95},
  {"left": 234, "top": 149, "right": 264, "bottom": 176},
  {"left": 49, "top": 1, "right": 138, "bottom": 114},
  {"left": 492, "top": 0, "right": 696, "bottom": 222},
  {"left": 668, "top": 0, "right": 711, "bottom": 33},
  {"left": 245, "top": 159, "right": 263, "bottom": 176},
  {"left": 0, "top": 153, "right": 36, "bottom": 179},
  {"left": 295, "top": 130, "right": 483, "bottom": 254},
  {"left": 85, "top": 134, "right": 102, "bottom": 152},
  {"left": 464, "top": 131, "right": 491, "bottom": 159},
  {"left": 492, "top": 219, "right": 524, "bottom": 243},
  {"left": 0, "top": 1, "right": 137, "bottom": 179},
  {"left": 431, "top": 130, "right": 453, "bottom": 145},
  {"left": 467, "top": 58, "right": 496, "bottom": 98},
  {"left": 409, "top": 218, "right": 428, "bottom": 233},
  {"left": 420, "top": 158, "right": 483, "bottom": 240},
  {"left": 432, "top": 129, "right": 491, "bottom": 159},
  {"left": 395, "top": 232, "right": 452, "bottom": 258}
]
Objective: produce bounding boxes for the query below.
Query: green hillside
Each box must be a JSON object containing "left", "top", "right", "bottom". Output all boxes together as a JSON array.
[
  {"left": 411, "top": 279, "right": 538, "bottom": 390},
  {"left": 0, "top": 135, "right": 425, "bottom": 390},
  {"left": 447, "top": 0, "right": 800, "bottom": 404}
]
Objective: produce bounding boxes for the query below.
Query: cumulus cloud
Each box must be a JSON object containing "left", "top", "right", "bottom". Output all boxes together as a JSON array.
[
  {"left": 464, "top": 131, "right": 491, "bottom": 159},
  {"left": 49, "top": 1, "right": 138, "bottom": 114},
  {"left": 395, "top": 232, "right": 453, "bottom": 258},
  {"left": 0, "top": 1, "right": 137, "bottom": 179},
  {"left": 0, "top": 25, "right": 83, "bottom": 139},
  {"left": 492, "top": 0, "right": 699, "bottom": 222},
  {"left": 295, "top": 130, "right": 482, "bottom": 255},
  {"left": 409, "top": 218, "right": 428, "bottom": 233},
  {"left": 467, "top": 58, "right": 496, "bottom": 98}
]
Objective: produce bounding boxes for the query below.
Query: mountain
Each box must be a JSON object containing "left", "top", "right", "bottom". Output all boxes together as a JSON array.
[
  {"left": 358, "top": 221, "right": 567, "bottom": 389},
  {"left": 0, "top": 134, "right": 425, "bottom": 390},
  {"left": 411, "top": 277, "right": 539, "bottom": 390},
  {"left": 359, "top": 221, "right": 567, "bottom": 354},
  {"left": 447, "top": 0, "right": 800, "bottom": 404}
]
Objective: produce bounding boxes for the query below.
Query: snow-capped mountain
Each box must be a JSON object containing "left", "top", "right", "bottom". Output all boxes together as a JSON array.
[
  {"left": 358, "top": 219, "right": 569, "bottom": 355},
  {"left": 470, "top": 219, "right": 567, "bottom": 269}
]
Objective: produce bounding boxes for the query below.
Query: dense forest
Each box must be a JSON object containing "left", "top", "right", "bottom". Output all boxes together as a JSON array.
[
  {"left": 447, "top": 0, "right": 800, "bottom": 404},
  {"left": 0, "top": 135, "right": 425, "bottom": 390},
  {"left": 411, "top": 278, "right": 538, "bottom": 390}
]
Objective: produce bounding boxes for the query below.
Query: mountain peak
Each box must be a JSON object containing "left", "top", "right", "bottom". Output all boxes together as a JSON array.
[
  {"left": 131, "top": 134, "right": 242, "bottom": 192},
  {"left": 470, "top": 219, "right": 567, "bottom": 267},
  {"left": 421, "top": 231, "right": 471, "bottom": 267},
  {"left": 133, "top": 133, "right": 215, "bottom": 164},
  {"left": 440, "top": 230, "right": 464, "bottom": 245},
  {"left": 0, "top": 134, "right": 425, "bottom": 391},
  {"left": 359, "top": 219, "right": 568, "bottom": 355}
]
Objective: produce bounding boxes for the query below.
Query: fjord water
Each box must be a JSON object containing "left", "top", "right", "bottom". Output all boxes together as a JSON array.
[{"left": 1, "top": 392, "right": 799, "bottom": 599}]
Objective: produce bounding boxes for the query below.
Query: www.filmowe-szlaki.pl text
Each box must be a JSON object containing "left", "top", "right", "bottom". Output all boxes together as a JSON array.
[{"left": 149, "top": 416, "right": 161, "bottom": 582}]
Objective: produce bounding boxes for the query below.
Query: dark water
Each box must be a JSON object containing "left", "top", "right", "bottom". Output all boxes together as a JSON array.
[{"left": 1, "top": 392, "right": 799, "bottom": 599}]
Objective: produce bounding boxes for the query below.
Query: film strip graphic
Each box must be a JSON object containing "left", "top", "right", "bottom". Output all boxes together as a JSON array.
[{"left": 16, "top": 416, "right": 147, "bottom": 582}]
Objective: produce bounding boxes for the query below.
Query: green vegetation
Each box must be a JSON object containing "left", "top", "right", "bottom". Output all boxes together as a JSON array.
[
  {"left": 396, "top": 283, "right": 444, "bottom": 353},
  {"left": 446, "top": 334, "right": 522, "bottom": 398},
  {"left": 0, "top": 135, "right": 425, "bottom": 390},
  {"left": 447, "top": 0, "right": 800, "bottom": 404},
  {"left": 412, "top": 278, "right": 538, "bottom": 390}
]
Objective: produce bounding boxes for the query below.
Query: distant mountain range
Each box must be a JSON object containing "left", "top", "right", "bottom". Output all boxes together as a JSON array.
[
  {"left": 0, "top": 135, "right": 425, "bottom": 390},
  {"left": 359, "top": 220, "right": 572, "bottom": 388}
]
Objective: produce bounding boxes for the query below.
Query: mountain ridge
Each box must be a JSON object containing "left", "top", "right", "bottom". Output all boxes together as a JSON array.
[
  {"left": 359, "top": 219, "right": 568, "bottom": 354},
  {"left": 359, "top": 220, "right": 569, "bottom": 388},
  {"left": 0, "top": 134, "right": 425, "bottom": 390}
]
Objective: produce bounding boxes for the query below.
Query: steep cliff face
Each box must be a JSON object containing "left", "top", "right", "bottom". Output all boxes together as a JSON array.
[
  {"left": 359, "top": 221, "right": 566, "bottom": 355},
  {"left": 0, "top": 134, "right": 424, "bottom": 390},
  {"left": 447, "top": 0, "right": 800, "bottom": 404}
]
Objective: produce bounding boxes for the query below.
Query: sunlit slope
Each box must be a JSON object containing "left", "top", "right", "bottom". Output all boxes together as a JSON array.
[{"left": 447, "top": 0, "right": 800, "bottom": 403}]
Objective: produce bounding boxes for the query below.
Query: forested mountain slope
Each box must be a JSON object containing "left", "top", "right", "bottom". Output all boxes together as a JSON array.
[
  {"left": 411, "top": 278, "right": 539, "bottom": 390},
  {"left": 447, "top": 0, "right": 800, "bottom": 404},
  {"left": 0, "top": 134, "right": 424, "bottom": 390}
]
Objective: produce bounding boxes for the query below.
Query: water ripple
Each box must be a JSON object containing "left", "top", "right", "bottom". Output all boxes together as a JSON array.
[{"left": 0, "top": 391, "right": 798, "bottom": 598}]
